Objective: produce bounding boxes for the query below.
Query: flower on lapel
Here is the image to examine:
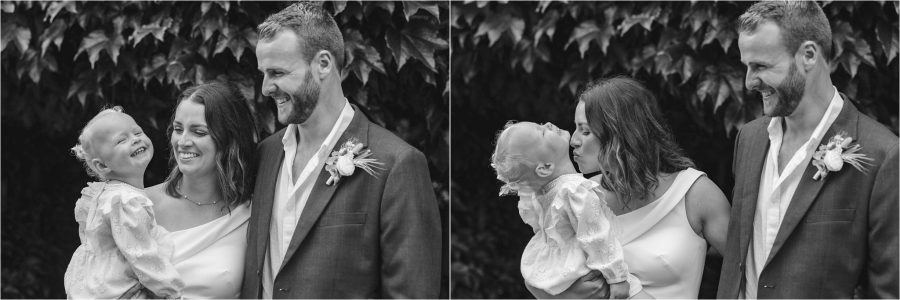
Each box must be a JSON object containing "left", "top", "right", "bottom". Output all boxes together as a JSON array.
[
  {"left": 811, "top": 131, "right": 872, "bottom": 180},
  {"left": 324, "top": 139, "right": 382, "bottom": 185}
]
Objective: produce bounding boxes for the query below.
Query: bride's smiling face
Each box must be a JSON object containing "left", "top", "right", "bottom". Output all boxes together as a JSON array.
[
  {"left": 171, "top": 100, "right": 218, "bottom": 177},
  {"left": 571, "top": 101, "right": 602, "bottom": 173}
]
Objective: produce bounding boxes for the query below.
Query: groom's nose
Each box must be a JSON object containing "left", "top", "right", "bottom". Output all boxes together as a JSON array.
[
  {"left": 745, "top": 70, "right": 760, "bottom": 90},
  {"left": 261, "top": 76, "right": 276, "bottom": 96}
]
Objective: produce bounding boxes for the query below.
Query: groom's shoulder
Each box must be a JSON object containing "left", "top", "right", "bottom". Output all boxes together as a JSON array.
[
  {"left": 258, "top": 127, "right": 288, "bottom": 150},
  {"left": 365, "top": 122, "right": 425, "bottom": 165},
  {"left": 736, "top": 116, "right": 771, "bottom": 141},
  {"left": 855, "top": 112, "right": 898, "bottom": 156}
]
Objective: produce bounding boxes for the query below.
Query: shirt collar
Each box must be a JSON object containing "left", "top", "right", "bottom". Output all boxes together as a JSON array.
[
  {"left": 281, "top": 99, "right": 355, "bottom": 155},
  {"left": 766, "top": 86, "right": 844, "bottom": 147}
]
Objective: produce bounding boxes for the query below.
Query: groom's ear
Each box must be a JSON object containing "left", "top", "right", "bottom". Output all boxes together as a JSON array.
[
  {"left": 797, "top": 41, "right": 820, "bottom": 72},
  {"left": 535, "top": 162, "right": 554, "bottom": 178},
  {"left": 313, "top": 50, "right": 335, "bottom": 80}
]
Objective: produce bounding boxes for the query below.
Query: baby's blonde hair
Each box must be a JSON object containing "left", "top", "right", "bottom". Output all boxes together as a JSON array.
[
  {"left": 71, "top": 106, "right": 126, "bottom": 181},
  {"left": 490, "top": 121, "right": 536, "bottom": 183}
]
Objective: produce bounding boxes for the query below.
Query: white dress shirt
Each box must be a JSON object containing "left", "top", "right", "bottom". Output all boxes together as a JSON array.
[
  {"left": 262, "top": 101, "right": 354, "bottom": 299},
  {"left": 742, "top": 87, "right": 843, "bottom": 298}
]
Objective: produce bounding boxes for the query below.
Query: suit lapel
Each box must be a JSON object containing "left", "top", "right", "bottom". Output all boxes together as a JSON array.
[
  {"left": 739, "top": 121, "right": 771, "bottom": 262},
  {"left": 763, "top": 96, "right": 860, "bottom": 267},
  {"left": 254, "top": 131, "right": 286, "bottom": 269},
  {"left": 278, "top": 108, "right": 371, "bottom": 272}
]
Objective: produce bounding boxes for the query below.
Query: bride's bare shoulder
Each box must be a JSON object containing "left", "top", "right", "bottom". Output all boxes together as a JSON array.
[{"left": 145, "top": 182, "right": 173, "bottom": 206}]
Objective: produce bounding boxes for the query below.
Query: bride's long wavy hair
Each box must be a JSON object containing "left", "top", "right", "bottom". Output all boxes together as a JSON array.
[{"left": 578, "top": 76, "right": 694, "bottom": 208}]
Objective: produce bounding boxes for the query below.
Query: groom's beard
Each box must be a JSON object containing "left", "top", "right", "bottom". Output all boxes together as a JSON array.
[
  {"left": 765, "top": 63, "right": 805, "bottom": 117},
  {"left": 285, "top": 71, "right": 321, "bottom": 124}
]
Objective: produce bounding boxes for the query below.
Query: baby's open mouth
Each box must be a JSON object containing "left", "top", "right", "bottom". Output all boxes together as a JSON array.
[{"left": 131, "top": 147, "right": 147, "bottom": 157}]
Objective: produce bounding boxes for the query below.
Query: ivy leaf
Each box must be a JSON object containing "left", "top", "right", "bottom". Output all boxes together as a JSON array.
[
  {"left": 374, "top": 1, "right": 395, "bottom": 15},
  {"left": 214, "top": 26, "right": 253, "bottom": 60},
  {"left": 76, "top": 30, "right": 108, "bottom": 68},
  {"left": 474, "top": 9, "right": 524, "bottom": 46},
  {"left": 166, "top": 60, "right": 188, "bottom": 85},
  {"left": 533, "top": 10, "right": 559, "bottom": 45},
  {"left": 696, "top": 73, "right": 716, "bottom": 103},
  {"left": 512, "top": 39, "right": 536, "bottom": 73},
  {"left": 386, "top": 23, "right": 447, "bottom": 72},
  {"left": 402, "top": 2, "right": 440, "bottom": 20},
  {"left": 619, "top": 4, "right": 660, "bottom": 34},
  {"left": 714, "top": 26, "right": 736, "bottom": 52},
  {"left": 852, "top": 38, "right": 876, "bottom": 67},
  {"left": 655, "top": 52, "right": 676, "bottom": 77},
  {"left": 132, "top": 23, "right": 169, "bottom": 46},
  {"left": 842, "top": 51, "right": 862, "bottom": 78},
  {"left": 215, "top": 1, "right": 230, "bottom": 13},
  {"left": 44, "top": 1, "right": 77, "bottom": 23},
  {"left": 451, "top": 3, "right": 480, "bottom": 27},
  {"left": 876, "top": 20, "right": 898, "bottom": 63},
  {"left": 194, "top": 11, "right": 224, "bottom": 42},
  {"left": 715, "top": 77, "right": 731, "bottom": 111},
  {"left": 105, "top": 31, "right": 125, "bottom": 65},
  {"left": 1, "top": 22, "right": 31, "bottom": 54},
  {"left": 831, "top": 21, "right": 853, "bottom": 59},
  {"left": 140, "top": 54, "right": 168, "bottom": 86},
  {"left": 345, "top": 30, "right": 386, "bottom": 85}
]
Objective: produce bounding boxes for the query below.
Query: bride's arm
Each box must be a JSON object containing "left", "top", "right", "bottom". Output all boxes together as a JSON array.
[{"left": 684, "top": 175, "right": 731, "bottom": 255}]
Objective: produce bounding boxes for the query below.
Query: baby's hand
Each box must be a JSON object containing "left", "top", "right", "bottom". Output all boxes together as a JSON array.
[{"left": 608, "top": 281, "right": 630, "bottom": 299}]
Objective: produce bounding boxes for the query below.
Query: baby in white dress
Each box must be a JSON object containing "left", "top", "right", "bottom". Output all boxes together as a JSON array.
[
  {"left": 64, "top": 106, "right": 183, "bottom": 299},
  {"left": 491, "top": 121, "right": 643, "bottom": 299}
]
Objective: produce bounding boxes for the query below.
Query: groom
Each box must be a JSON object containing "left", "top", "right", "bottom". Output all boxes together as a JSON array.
[
  {"left": 240, "top": 2, "right": 441, "bottom": 298},
  {"left": 718, "top": 1, "right": 898, "bottom": 298}
]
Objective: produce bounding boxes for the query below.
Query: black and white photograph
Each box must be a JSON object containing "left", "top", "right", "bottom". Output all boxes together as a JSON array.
[
  {"left": 2, "top": 1, "right": 448, "bottom": 298},
  {"left": 450, "top": 1, "right": 898, "bottom": 299},
  {"left": 2, "top": 0, "right": 899, "bottom": 299}
]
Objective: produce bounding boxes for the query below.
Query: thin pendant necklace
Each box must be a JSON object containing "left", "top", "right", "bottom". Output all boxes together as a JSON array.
[
  {"left": 182, "top": 194, "right": 219, "bottom": 206},
  {"left": 178, "top": 185, "right": 219, "bottom": 206}
]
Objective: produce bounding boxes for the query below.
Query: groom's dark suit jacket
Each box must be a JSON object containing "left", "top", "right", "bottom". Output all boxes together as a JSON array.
[
  {"left": 240, "top": 108, "right": 441, "bottom": 298},
  {"left": 717, "top": 98, "right": 899, "bottom": 299}
]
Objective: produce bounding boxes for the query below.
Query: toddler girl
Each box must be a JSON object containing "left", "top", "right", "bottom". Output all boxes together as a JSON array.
[
  {"left": 64, "top": 106, "right": 183, "bottom": 299},
  {"left": 491, "top": 121, "right": 645, "bottom": 299}
]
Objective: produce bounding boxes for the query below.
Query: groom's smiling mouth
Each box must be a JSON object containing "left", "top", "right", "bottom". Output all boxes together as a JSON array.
[{"left": 273, "top": 95, "right": 290, "bottom": 105}]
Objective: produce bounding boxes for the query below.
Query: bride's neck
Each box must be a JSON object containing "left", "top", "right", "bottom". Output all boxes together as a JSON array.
[{"left": 179, "top": 173, "right": 221, "bottom": 201}]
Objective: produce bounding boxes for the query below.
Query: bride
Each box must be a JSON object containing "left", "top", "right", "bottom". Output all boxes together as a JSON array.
[
  {"left": 146, "top": 81, "right": 259, "bottom": 298},
  {"left": 562, "top": 76, "right": 731, "bottom": 298}
]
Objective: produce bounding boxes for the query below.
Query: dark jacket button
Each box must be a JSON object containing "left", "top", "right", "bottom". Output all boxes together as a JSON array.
[{"left": 763, "top": 283, "right": 776, "bottom": 288}]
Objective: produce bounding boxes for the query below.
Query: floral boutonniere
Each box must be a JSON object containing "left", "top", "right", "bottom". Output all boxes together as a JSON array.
[
  {"left": 810, "top": 131, "right": 873, "bottom": 180},
  {"left": 324, "top": 139, "right": 382, "bottom": 185}
]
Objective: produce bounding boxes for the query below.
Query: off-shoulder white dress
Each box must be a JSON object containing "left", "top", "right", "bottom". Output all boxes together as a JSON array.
[
  {"left": 169, "top": 202, "right": 250, "bottom": 298},
  {"left": 616, "top": 168, "right": 708, "bottom": 299},
  {"left": 64, "top": 181, "right": 183, "bottom": 299},
  {"left": 518, "top": 174, "right": 641, "bottom": 297}
]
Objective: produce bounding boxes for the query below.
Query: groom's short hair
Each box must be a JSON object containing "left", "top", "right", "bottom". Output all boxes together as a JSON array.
[
  {"left": 738, "top": 1, "right": 832, "bottom": 60},
  {"left": 258, "top": 2, "right": 344, "bottom": 71}
]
